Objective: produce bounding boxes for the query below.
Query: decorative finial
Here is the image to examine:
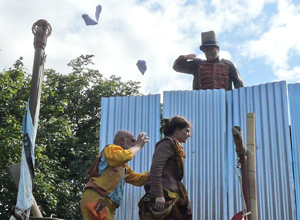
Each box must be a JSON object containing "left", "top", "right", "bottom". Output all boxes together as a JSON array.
[{"left": 32, "top": 19, "right": 52, "bottom": 49}]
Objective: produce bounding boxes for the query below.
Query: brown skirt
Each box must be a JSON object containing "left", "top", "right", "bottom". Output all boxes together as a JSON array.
[{"left": 138, "top": 187, "right": 192, "bottom": 220}]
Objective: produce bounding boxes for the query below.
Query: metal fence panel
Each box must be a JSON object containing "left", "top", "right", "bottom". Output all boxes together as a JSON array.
[
  {"left": 227, "top": 81, "right": 296, "bottom": 220},
  {"left": 98, "top": 81, "right": 298, "bottom": 220},
  {"left": 99, "top": 94, "right": 161, "bottom": 220},
  {"left": 163, "top": 89, "right": 228, "bottom": 220},
  {"left": 288, "top": 83, "right": 300, "bottom": 220}
]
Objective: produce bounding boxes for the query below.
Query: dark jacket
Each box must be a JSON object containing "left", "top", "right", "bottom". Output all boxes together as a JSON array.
[
  {"left": 145, "top": 137, "right": 182, "bottom": 198},
  {"left": 173, "top": 56, "right": 245, "bottom": 90}
]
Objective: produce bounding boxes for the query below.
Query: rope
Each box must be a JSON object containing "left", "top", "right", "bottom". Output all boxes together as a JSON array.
[{"left": 235, "top": 158, "right": 251, "bottom": 220}]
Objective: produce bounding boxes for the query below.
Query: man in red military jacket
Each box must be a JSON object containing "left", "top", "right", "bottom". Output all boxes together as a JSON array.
[{"left": 173, "top": 30, "right": 245, "bottom": 90}]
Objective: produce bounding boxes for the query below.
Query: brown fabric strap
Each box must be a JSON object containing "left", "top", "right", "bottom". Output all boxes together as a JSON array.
[
  {"left": 172, "top": 139, "right": 185, "bottom": 181},
  {"left": 84, "top": 146, "right": 110, "bottom": 196},
  {"left": 87, "top": 148, "right": 106, "bottom": 178},
  {"left": 84, "top": 181, "right": 110, "bottom": 197}
]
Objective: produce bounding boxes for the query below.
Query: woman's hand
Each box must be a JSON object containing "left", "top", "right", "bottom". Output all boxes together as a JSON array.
[{"left": 155, "top": 197, "right": 165, "bottom": 212}]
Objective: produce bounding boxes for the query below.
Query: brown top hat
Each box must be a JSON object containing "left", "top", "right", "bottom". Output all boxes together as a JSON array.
[{"left": 199, "top": 30, "right": 219, "bottom": 50}]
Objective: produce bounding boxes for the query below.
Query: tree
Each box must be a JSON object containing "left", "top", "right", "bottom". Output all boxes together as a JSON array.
[
  {"left": 0, "top": 55, "right": 141, "bottom": 219},
  {"left": 0, "top": 57, "right": 30, "bottom": 218}
]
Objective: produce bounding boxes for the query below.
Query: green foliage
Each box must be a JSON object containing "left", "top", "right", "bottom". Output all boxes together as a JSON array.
[
  {"left": 0, "top": 55, "right": 141, "bottom": 219},
  {"left": 0, "top": 57, "right": 30, "bottom": 218}
]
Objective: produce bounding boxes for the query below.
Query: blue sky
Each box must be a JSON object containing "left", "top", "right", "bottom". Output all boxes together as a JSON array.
[{"left": 1, "top": 0, "right": 300, "bottom": 95}]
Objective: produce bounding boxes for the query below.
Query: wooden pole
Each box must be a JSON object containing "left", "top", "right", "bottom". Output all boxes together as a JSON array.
[
  {"left": 27, "top": 19, "right": 52, "bottom": 218},
  {"left": 27, "top": 19, "right": 51, "bottom": 218},
  {"left": 246, "top": 113, "right": 258, "bottom": 220},
  {"left": 232, "top": 126, "right": 249, "bottom": 218},
  {"left": 29, "top": 19, "right": 52, "bottom": 125},
  {"left": 9, "top": 20, "right": 52, "bottom": 220}
]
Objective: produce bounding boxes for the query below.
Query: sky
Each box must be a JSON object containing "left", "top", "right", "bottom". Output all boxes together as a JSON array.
[{"left": 1, "top": 0, "right": 300, "bottom": 96}]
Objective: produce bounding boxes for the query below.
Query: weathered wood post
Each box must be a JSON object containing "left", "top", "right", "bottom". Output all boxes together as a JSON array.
[{"left": 232, "top": 126, "right": 249, "bottom": 218}]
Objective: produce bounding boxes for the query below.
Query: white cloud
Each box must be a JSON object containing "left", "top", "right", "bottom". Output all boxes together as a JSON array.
[
  {"left": 1, "top": 0, "right": 300, "bottom": 96},
  {"left": 219, "top": 50, "right": 232, "bottom": 61},
  {"left": 275, "top": 66, "right": 300, "bottom": 82},
  {"left": 241, "top": 0, "right": 300, "bottom": 72}
]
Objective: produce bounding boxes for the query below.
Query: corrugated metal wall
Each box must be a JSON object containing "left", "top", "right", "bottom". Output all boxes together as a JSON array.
[
  {"left": 99, "top": 94, "right": 161, "bottom": 220},
  {"left": 288, "top": 84, "right": 300, "bottom": 220},
  {"left": 163, "top": 89, "right": 228, "bottom": 220},
  {"left": 226, "top": 81, "right": 296, "bottom": 220},
  {"left": 99, "top": 81, "right": 299, "bottom": 220}
]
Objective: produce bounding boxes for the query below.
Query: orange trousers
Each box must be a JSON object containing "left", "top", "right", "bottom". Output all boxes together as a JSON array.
[{"left": 80, "top": 189, "right": 117, "bottom": 220}]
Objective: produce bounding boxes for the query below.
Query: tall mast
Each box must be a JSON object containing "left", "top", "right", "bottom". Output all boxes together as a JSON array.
[
  {"left": 9, "top": 19, "right": 52, "bottom": 220},
  {"left": 29, "top": 19, "right": 52, "bottom": 125}
]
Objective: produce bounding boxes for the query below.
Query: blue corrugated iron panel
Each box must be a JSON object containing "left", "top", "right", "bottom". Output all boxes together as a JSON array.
[
  {"left": 163, "top": 89, "right": 228, "bottom": 220},
  {"left": 227, "top": 81, "right": 296, "bottom": 220},
  {"left": 99, "top": 94, "right": 161, "bottom": 220},
  {"left": 98, "top": 81, "right": 298, "bottom": 220},
  {"left": 288, "top": 83, "right": 300, "bottom": 220}
]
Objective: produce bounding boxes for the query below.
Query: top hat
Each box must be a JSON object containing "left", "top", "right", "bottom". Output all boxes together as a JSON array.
[{"left": 199, "top": 30, "right": 219, "bottom": 50}]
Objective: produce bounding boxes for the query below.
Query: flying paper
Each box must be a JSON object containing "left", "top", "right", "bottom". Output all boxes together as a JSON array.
[
  {"left": 95, "top": 5, "right": 102, "bottom": 22},
  {"left": 82, "top": 5, "right": 102, "bottom": 26},
  {"left": 136, "top": 60, "right": 147, "bottom": 75}
]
